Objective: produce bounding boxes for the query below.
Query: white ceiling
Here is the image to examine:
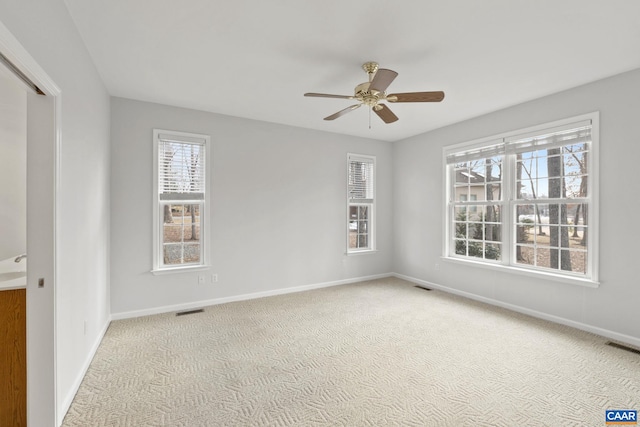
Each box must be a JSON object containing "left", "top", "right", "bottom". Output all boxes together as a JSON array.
[{"left": 64, "top": 0, "right": 640, "bottom": 142}]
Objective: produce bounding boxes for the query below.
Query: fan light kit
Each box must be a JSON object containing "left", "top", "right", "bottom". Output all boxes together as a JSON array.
[{"left": 304, "top": 61, "right": 444, "bottom": 124}]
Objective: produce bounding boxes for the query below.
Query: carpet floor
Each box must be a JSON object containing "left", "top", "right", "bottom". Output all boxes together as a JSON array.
[{"left": 62, "top": 278, "right": 640, "bottom": 426}]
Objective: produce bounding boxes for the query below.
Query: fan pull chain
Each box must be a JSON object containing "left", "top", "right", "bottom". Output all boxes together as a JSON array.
[{"left": 369, "top": 108, "right": 371, "bottom": 129}]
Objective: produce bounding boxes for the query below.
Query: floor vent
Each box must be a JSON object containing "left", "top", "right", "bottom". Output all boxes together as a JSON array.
[
  {"left": 606, "top": 341, "right": 640, "bottom": 356},
  {"left": 176, "top": 309, "right": 204, "bottom": 317},
  {"left": 414, "top": 286, "right": 432, "bottom": 291}
]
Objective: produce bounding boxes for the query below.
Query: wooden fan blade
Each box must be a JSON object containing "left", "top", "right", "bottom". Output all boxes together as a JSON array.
[
  {"left": 373, "top": 104, "right": 398, "bottom": 124},
  {"left": 304, "top": 92, "right": 355, "bottom": 99},
  {"left": 369, "top": 69, "right": 398, "bottom": 92},
  {"left": 324, "top": 104, "right": 361, "bottom": 121},
  {"left": 387, "top": 91, "right": 445, "bottom": 102}
]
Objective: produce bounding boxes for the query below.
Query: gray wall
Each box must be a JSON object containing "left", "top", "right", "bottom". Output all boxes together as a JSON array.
[
  {"left": 393, "top": 68, "right": 640, "bottom": 343},
  {"left": 110, "top": 97, "right": 393, "bottom": 315},
  {"left": 0, "top": 75, "right": 26, "bottom": 261}
]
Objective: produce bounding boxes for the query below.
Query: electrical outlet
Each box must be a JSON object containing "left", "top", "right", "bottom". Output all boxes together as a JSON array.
[
  {"left": 198, "top": 275, "right": 205, "bottom": 284},
  {"left": 434, "top": 263, "right": 440, "bottom": 271},
  {"left": 211, "top": 274, "right": 218, "bottom": 283}
]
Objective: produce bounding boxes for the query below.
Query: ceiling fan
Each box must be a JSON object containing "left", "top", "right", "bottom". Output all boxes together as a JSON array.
[{"left": 304, "top": 61, "right": 445, "bottom": 124}]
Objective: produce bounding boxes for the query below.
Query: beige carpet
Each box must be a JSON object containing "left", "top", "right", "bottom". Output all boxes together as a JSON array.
[{"left": 62, "top": 278, "right": 640, "bottom": 426}]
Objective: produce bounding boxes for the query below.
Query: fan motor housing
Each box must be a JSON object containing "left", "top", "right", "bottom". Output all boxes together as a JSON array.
[{"left": 354, "top": 82, "right": 383, "bottom": 106}]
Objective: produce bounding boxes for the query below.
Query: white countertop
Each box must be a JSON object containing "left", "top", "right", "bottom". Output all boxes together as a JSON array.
[{"left": 0, "top": 271, "right": 27, "bottom": 291}]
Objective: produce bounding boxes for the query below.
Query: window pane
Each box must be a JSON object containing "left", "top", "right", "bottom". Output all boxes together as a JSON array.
[
  {"left": 348, "top": 232, "right": 357, "bottom": 249},
  {"left": 164, "top": 224, "right": 183, "bottom": 243},
  {"left": 485, "top": 243, "right": 501, "bottom": 260},
  {"left": 469, "top": 221, "right": 483, "bottom": 240},
  {"left": 183, "top": 243, "right": 201, "bottom": 264},
  {"left": 516, "top": 244, "right": 534, "bottom": 266},
  {"left": 348, "top": 203, "right": 372, "bottom": 251},
  {"left": 536, "top": 248, "right": 552, "bottom": 269},
  {"left": 455, "top": 206, "right": 467, "bottom": 221},
  {"left": 468, "top": 242, "right": 484, "bottom": 258},
  {"left": 514, "top": 202, "right": 587, "bottom": 274},
  {"left": 349, "top": 206, "right": 358, "bottom": 219},
  {"left": 470, "top": 162, "right": 486, "bottom": 182},
  {"left": 359, "top": 206, "right": 369, "bottom": 220},
  {"left": 484, "top": 205, "right": 501, "bottom": 223},
  {"left": 163, "top": 244, "right": 183, "bottom": 265},
  {"left": 455, "top": 169, "right": 469, "bottom": 185},
  {"left": 348, "top": 160, "right": 374, "bottom": 200},
  {"left": 563, "top": 250, "right": 586, "bottom": 274},
  {"left": 454, "top": 158, "right": 502, "bottom": 209},
  {"left": 486, "top": 158, "right": 502, "bottom": 182},
  {"left": 515, "top": 204, "right": 533, "bottom": 244},
  {"left": 455, "top": 186, "right": 469, "bottom": 200},
  {"left": 485, "top": 224, "right": 501, "bottom": 242},
  {"left": 486, "top": 183, "right": 501, "bottom": 201},
  {"left": 452, "top": 202, "right": 501, "bottom": 261},
  {"left": 455, "top": 222, "right": 468, "bottom": 240},
  {"left": 158, "top": 140, "right": 205, "bottom": 201},
  {"left": 547, "top": 178, "right": 562, "bottom": 197},
  {"left": 538, "top": 226, "right": 556, "bottom": 247},
  {"left": 161, "top": 203, "right": 202, "bottom": 265},
  {"left": 563, "top": 154, "right": 583, "bottom": 177},
  {"left": 569, "top": 227, "right": 587, "bottom": 248},
  {"left": 517, "top": 144, "right": 588, "bottom": 201}
]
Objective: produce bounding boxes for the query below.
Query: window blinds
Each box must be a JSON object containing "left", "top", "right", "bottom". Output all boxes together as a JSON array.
[
  {"left": 158, "top": 138, "right": 205, "bottom": 200},
  {"left": 348, "top": 155, "right": 374, "bottom": 203},
  {"left": 505, "top": 121, "right": 592, "bottom": 153},
  {"left": 446, "top": 142, "right": 504, "bottom": 164},
  {"left": 446, "top": 120, "right": 592, "bottom": 163}
]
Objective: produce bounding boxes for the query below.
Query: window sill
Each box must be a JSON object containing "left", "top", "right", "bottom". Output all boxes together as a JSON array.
[
  {"left": 441, "top": 256, "right": 599, "bottom": 288},
  {"left": 345, "top": 249, "right": 378, "bottom": 256},
  {"left": 151, "top": 265, "right": 210, "bottom": 275}
]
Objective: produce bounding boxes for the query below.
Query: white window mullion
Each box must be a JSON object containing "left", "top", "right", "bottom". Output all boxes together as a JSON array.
[{"left": 503, "top": 148, "right": 514, "bottom": 268}]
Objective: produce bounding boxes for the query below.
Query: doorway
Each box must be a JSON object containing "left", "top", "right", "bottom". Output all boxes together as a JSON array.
[
  {"left": 0, "top": 21, "right": 59, "bottom": 427},
  {"left": 0, "top": 67, "right": 28, "bottom": 426}
]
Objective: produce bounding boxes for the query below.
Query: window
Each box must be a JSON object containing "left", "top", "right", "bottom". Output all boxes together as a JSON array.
[
  {"left": 347, "top": 154, "right": 375, "bottom": 253},
  {"left": 445, "top": 113, "right": 598, "bottom": 284},
  {"left": 153, "top": 130, "right": 210, "bottom": 272},
  {"left": 452, "top": 149, "right": 503, "bottom": 261}
]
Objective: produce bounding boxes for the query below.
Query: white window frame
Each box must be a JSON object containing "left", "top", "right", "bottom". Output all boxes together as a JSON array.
[
  {"left": 152, "top": 129, "right": 211, "bottom": 274},
  {"left": 443, "top": 113, "right": 599, "bottom": 286},
  {"left": 347, "top": 153, "right": 376, "bottom": 254}
]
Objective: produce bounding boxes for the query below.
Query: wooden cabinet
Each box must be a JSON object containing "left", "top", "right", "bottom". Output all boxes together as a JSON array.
[{"left": 0, "top": 289, "right": 26, "bottom": 427}]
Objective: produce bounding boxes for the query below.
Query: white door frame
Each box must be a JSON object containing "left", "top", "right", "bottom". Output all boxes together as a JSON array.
[{"left": 0, "top": 21, "right": 60, "bottom": 426}]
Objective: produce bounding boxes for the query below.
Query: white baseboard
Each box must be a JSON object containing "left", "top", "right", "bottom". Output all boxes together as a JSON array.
[
  {"left": 57, "top": 318, "right": 111, "bottom": 426},
  {"left": 111, "top": 273, "right": 393, "bottom": 321},
  {"left": 392, "top": 272, "right": 640, "bottom": 349}
]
